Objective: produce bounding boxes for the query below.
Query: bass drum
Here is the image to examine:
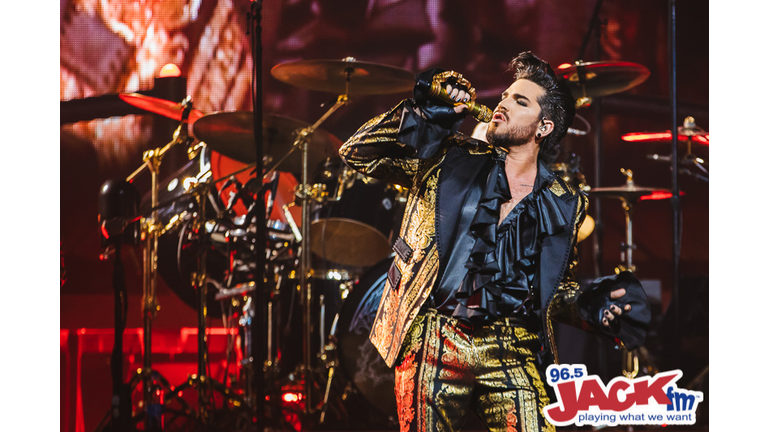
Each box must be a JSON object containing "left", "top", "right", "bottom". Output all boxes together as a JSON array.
[{"left": 335, "top": 258, "right": 396, "bottom": 419}]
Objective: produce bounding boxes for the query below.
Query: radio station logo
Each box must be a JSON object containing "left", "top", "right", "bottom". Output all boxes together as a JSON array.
[{"left": 543, "top": 364, "right": 704, "bottom": 427}]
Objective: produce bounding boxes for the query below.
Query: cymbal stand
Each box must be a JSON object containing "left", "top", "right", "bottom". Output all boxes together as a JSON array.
[
  {"left": 679, "top": 117, "right": 709, "bottom": 183},
  {"left": 125, "top": 99, "right": 194, "bottom": 430},
  {"left": 614, "top": 168, "right": 640, "bottom": 380},
  {"left": 195, "top": 183, "right": 217, "bottom": 422},
  {"left": 292, "top": 93, "right": 349, "bottom": 416}
]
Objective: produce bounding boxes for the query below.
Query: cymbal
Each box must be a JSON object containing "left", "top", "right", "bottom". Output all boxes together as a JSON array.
[
  {"left": 556, "top": 61, "right": 650, "bottom": 106},
  {"left": 119, "top": 93, "right": 206, "bottom": 123},
  {"left": 588, "top": 184, "right": 672, "bottom": 202},
  {"left": 271, "top": 57, "right": 413, "bottom": 95},
  {"left": 621, "top": 131, "right": 709, "bottom": 146},
  {"left": 192, "top": 111, "right": 343, "bottom": 178}
]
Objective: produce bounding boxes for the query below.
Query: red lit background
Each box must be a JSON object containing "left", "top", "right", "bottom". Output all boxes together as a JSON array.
[{"left": 60, "top": 1, "right": 709, "bottom": 431}]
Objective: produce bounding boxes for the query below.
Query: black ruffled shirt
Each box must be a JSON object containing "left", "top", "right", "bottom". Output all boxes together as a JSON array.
[{"left": 431, "top": 154, "right": 570, "bottom": 321}]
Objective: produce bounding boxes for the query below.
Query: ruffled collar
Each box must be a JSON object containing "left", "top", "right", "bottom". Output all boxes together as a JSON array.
[{"left": 453, "top": 156, "right": 572, "bottom": 319}]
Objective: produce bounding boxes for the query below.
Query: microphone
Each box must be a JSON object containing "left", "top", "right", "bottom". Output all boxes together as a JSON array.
[{"left": 426, "top": 82, "right": 493, "bottom": 123}]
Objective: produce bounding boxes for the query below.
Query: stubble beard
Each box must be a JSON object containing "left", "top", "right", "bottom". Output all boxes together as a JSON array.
[{"left": 486, "top": 121, "right": 538, "bottom": 149}]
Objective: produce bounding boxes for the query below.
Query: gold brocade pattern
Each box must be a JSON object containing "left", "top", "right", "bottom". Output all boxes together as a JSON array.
[
  {"left": 506, "top": 402, "right": 519, "bottom": 432},
  {"left": 548, "top": 178, "right": 566, "bottom": 197},
  {"left": 396, "top": 353, "right": 418, "bottom": 431},
  {"left": 369, "top": 150, "right": 443, "bottom": 367},
  {"left": 400, "top": 168, "right": 441, "bottom": 289},
  {"left": 340, "top": 103, "right": 422, "bottom": 186},
  {"left": 348, "top": 102, "right": 449, "bottom": 367},
  {"left": 419, "top": 314, "right": 441, "bottom": 432},
  {"left": 405, "top": 168, "right": 440, "bottom": 252},
  {"left": 519, "top": 389, "right": 538, "bottom": 432},
  {"left": 370, "top": 280, "right": 396, "bottom": 363},
  {"left": 396, "top": 312, "right": 554, "bottom": 432}
]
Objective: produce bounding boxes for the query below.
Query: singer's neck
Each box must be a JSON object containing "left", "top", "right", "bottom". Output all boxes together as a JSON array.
[{"left": 503, "top": 140, "right": 539, "bottom": 176}]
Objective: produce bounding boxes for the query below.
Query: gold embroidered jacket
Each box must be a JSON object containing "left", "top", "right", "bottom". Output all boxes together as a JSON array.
[{"left": 340, "top": 100, "right": 590, "bottom": 368}]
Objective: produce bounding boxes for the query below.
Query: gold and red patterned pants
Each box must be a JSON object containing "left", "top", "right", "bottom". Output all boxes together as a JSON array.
[{"left": 394, "top": 309, "right": 555, "bottom": 432}]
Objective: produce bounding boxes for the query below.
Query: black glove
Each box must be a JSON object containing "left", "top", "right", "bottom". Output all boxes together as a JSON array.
[
  {"left": 412, "top": 68, "right": 469, "bottom": 131},
  {"left": 576, "top": 271, "right": 651, "bottom": 350}
]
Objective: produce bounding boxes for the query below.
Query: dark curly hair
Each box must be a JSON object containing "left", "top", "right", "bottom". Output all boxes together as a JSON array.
[{"left": 507, "top": 52, "right": 576, "bottom": 164}]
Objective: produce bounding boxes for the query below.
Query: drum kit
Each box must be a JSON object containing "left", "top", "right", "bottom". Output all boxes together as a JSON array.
[{"left": 109, "top": 55, "right": 707, "bottom": 430}]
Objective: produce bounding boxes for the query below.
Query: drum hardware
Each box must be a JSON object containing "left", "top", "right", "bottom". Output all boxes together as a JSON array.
[
  {"left": 119, "top": 93, "right": 207, "bottom": 165},
  {"left": 308, "top": 158, "right": 406, "bottom": 268},
  {"left": 315, "top": 273, "right": 362, "bottom": 425},
  {"left": 270, "top": 56, "right": 417, "bottom": 416},
  {"left": 97, "top": 179, "right": 140, "bottom": 432},
  {"left": 588, "top": 169, "right": 673, "bottom": 381},
  {"left": 318, "top": 295, "right": 341, "bottom": 426},
  {"left": 192, "top": 111, "right": 343, "bottom": 182},
  {"left": 624, "top": 116, "right": 709, "bottom": 183},
  {"left": 244, "top": 94, "right": 352, "bottom": 417},
  {"left": 214, "top": 264, "right": 290, "bottom": 380},
  {"left": 117, "top": 98, "right": 252, "bottom": 429},
  {"left": 121, "top": 98, "right": 197, "bottom": 430},
  {"left": 159, "top": 181, "right": 254, "bottom": 425},
  {"left": 94, "top": 98, "right": 239, "bottom": 430},
  {"left": 118, "top": 58, "right": 413, "bottom": 426},
  {"left": 282, "top": 202, "right": 303, "bottom": 242}
]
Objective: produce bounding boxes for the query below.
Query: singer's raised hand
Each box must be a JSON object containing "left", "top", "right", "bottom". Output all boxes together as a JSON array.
[
  {"left": 445, "top": 84, "right": 470, "bottom": 114},
  {"left": 445, "top": 84, "right": 471, "bottom": 103}
]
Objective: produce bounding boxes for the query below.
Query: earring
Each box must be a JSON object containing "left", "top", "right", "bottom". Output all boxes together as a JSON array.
[{"left": 536, "top": 132, "right": 542, "bottom": 138}]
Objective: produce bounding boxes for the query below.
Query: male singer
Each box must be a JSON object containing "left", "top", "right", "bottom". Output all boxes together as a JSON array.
[{"left": 340, "top": 52, "right": 650, "bottom": 432}]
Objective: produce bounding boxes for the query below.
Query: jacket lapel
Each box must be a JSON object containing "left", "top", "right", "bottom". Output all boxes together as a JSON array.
[
  {"left": 536, "top": 163, "right": 580, "bottom": 311},
  {"left": 435, "top": 146, "right": 494, "bottom": 285}
]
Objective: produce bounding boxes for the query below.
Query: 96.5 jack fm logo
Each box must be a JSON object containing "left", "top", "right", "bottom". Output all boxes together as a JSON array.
[{"left": 543, "top": 364, "right": 704, "bottom": 427}]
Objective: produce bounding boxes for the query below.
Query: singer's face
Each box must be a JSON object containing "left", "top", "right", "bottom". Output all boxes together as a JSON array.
[{"left": 487, "top": 79, "right": 545, "bottom": 148}]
